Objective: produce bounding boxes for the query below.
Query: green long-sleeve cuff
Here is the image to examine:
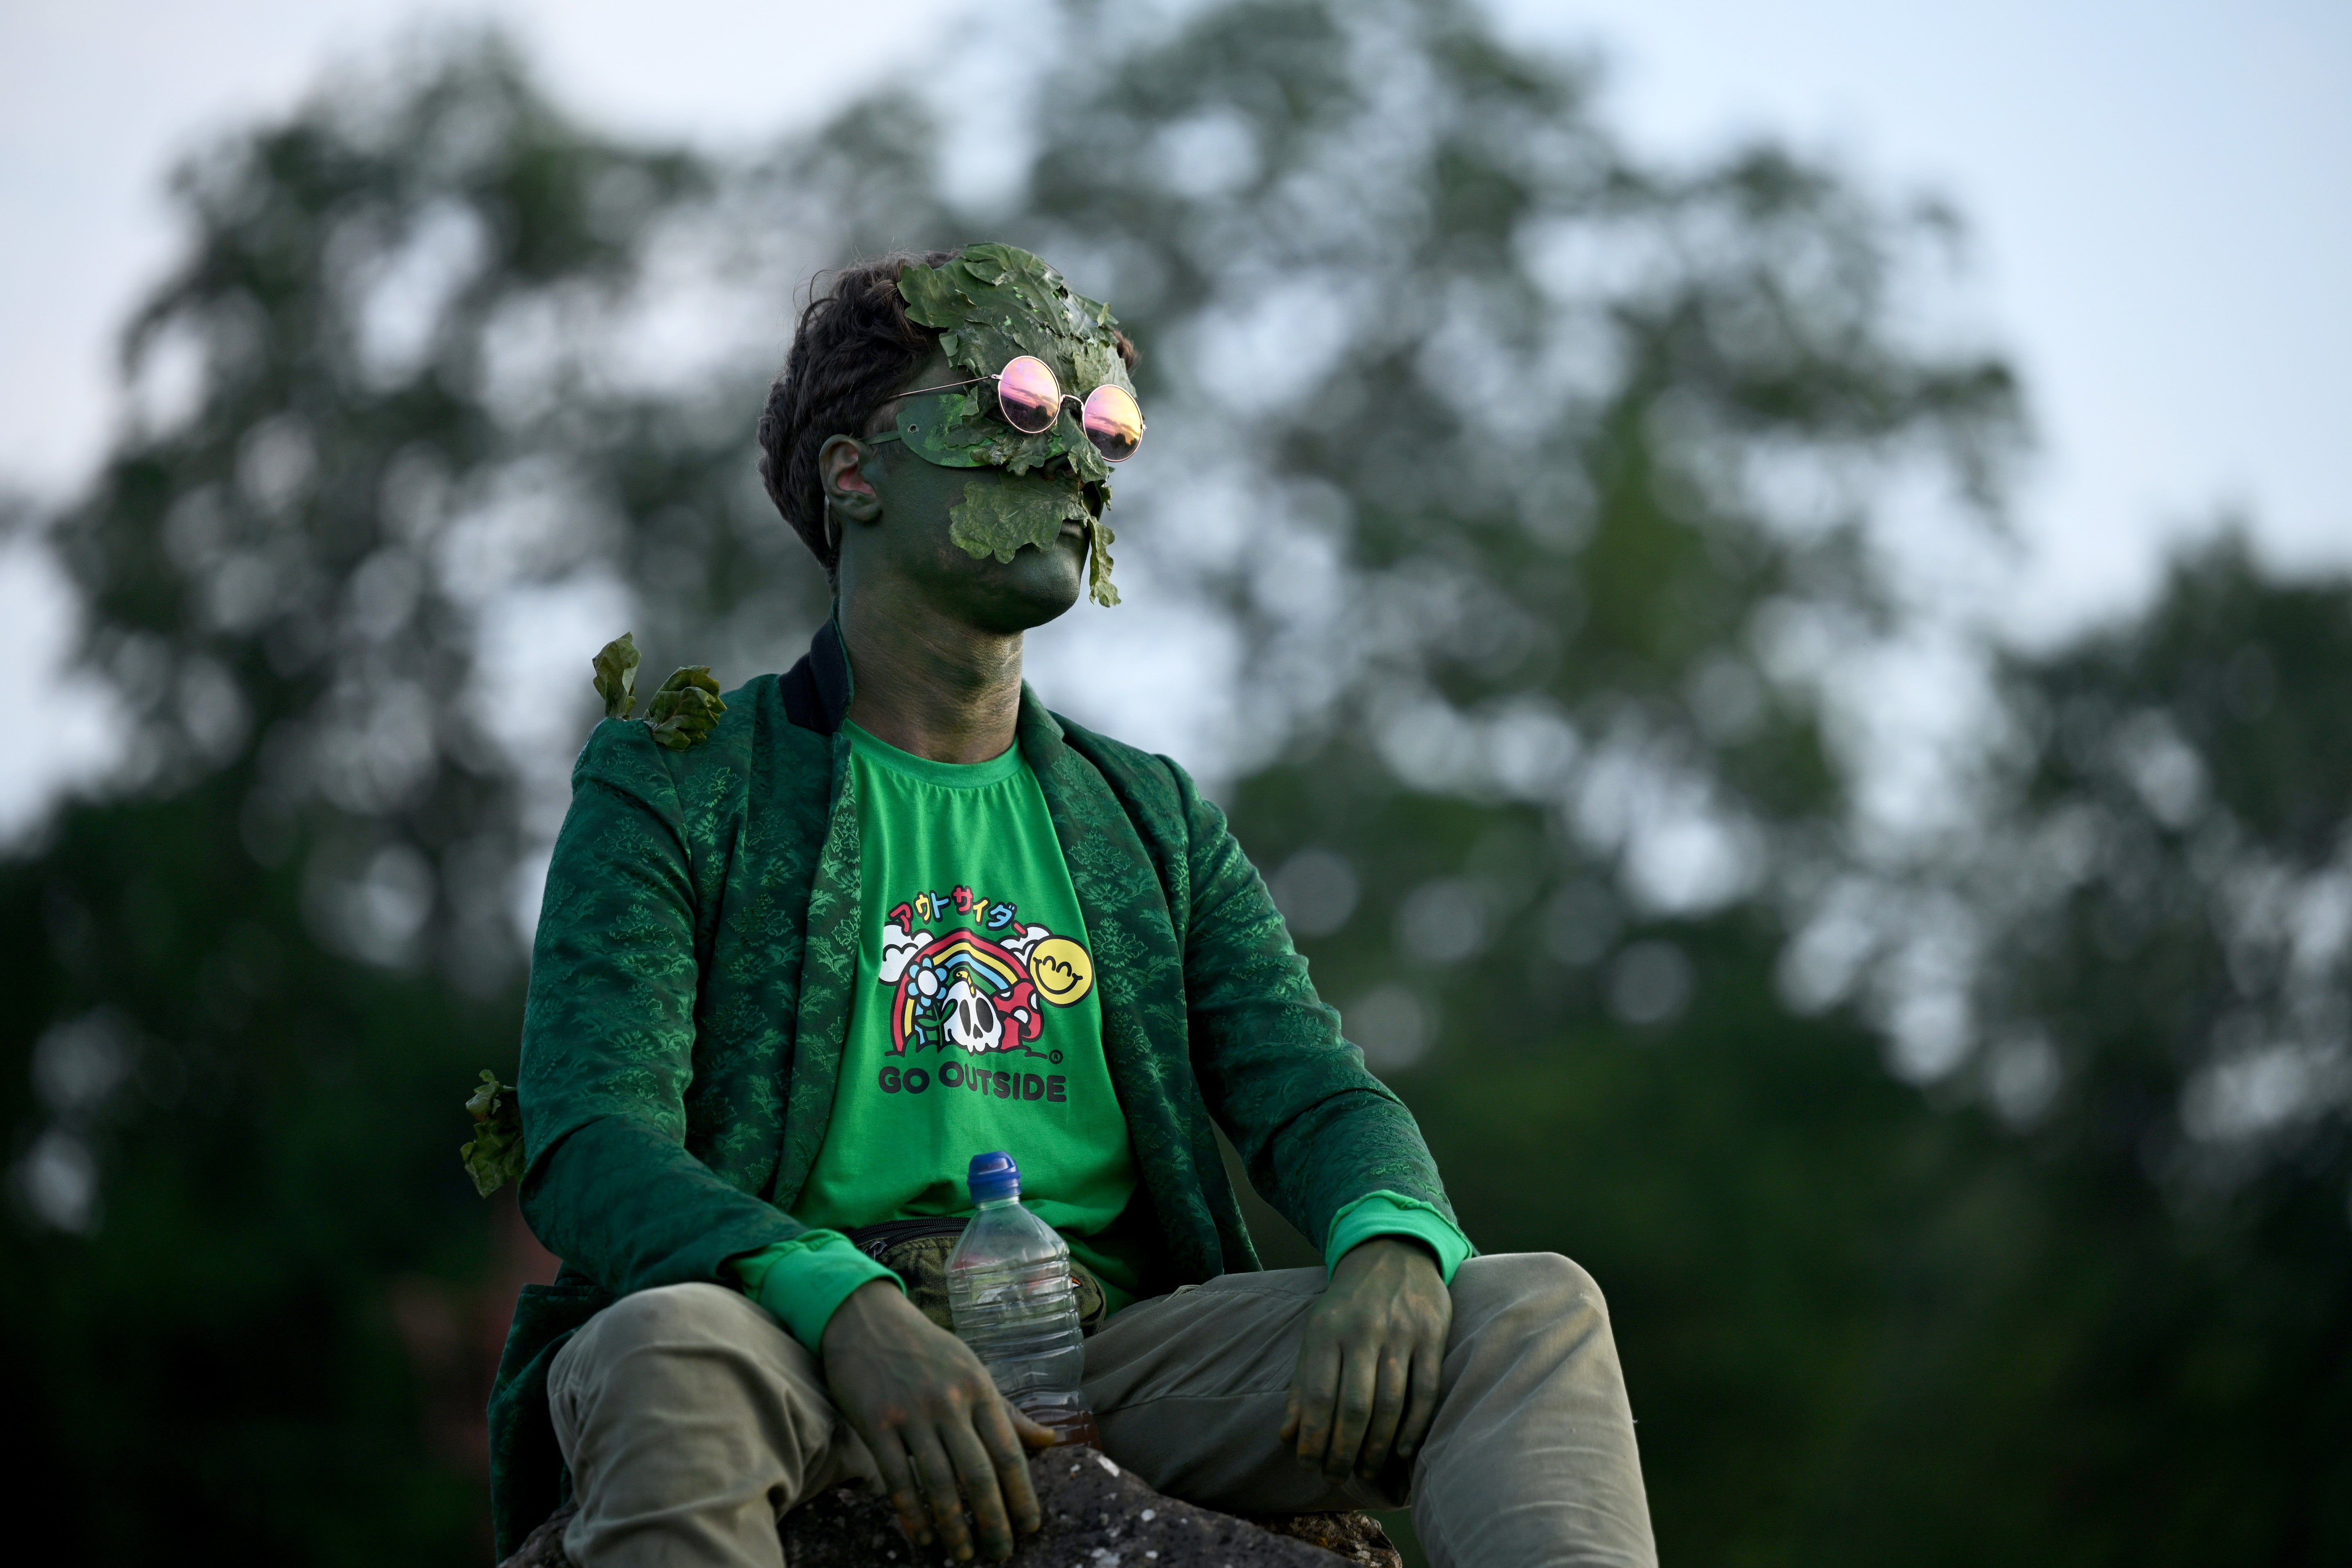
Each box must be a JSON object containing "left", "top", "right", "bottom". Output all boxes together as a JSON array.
[
  {"left": 1323, "top": 1191, "right": 1476, "bottom": 1285},
  {"left": 729, "top": 1230, "right": 902, "bottom": 1351}
]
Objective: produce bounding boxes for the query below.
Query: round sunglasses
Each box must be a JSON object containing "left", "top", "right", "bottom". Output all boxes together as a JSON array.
[{"left": 884, "top": 354, "right": 1145, "bottom": 464}]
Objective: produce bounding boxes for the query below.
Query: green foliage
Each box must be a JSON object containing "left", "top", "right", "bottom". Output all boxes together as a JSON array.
[
  {"left": 461, "top": 1070, "right": 525, "bottom": 1197},
  {"left": 0, "top": 783, "right": 521, "bottom": 1559},
  {"left": 946, "top": 473, "right": 1093, "bottom": 563},
  {"left": 593, "top": 634, "right": 641, "bottom": 720},
  {"left": 645, "top": 665, "right": 725, "bottom": 751},
  {"left": 896, "top": 242, "right": 1130, "bottom": 490},
  {"left": 892, "top": 243, "right": 1133, "bottom": 603},
  {"left": 590, "top": 634, "right": 724, "bottom": 748},
  {"left": 1087, "top": 516, "right": 1121, "bottom": 609},
  {"left": 0, "top": 37, "right": 791, "bottom": 1559},
  {"left": 1967, "top": 535, "right": 2352, "bottom": 1207}
]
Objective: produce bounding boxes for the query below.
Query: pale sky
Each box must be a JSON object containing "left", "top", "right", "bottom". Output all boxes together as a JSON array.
[{"left": 1, "top": 0, "right": 2346, "bottom": 833}]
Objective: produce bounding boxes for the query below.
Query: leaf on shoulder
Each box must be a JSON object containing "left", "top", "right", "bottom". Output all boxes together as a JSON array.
[
  {"left": 588, "top": 636, "right": 727, "bottom": 750},
  {"left": 647, "top": 665, "right": 726, "bottom": 751},
  {"left": 592, "top": 634, "right": 641, "bottom": 720},
  {"left": 460, "top": 1069, "right": 526, "bottom": 1199}
]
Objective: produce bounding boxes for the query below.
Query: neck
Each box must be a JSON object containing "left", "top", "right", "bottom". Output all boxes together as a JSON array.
[{"left": 838, "top": 583, "right": 1025, "bottom": 764}]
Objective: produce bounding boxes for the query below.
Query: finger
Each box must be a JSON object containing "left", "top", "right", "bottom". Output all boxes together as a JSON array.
[
  {"left": 1356, "top": 1348, "right": 1411, "bottom": 1477},
  {"left": 906, "top": 1427, "right": 976, "bottom": 1561},
  {"left": 1323, "top": 1343, "right": 1381, "bottom": 1480},
  {"left": 1009, "top": 1407, "right": 1059, "bottom": 1453},
  {"left": 976, "top": 1400, "right": 1046, "bottom": 1532},
  {"left": 1395, "top": 1340, "right": 1447, "bottom": 1462},
  {"left": 944, "top": 1419, "right": 1017, "bottom": 1561},
  {"left": 1288, "top": 1337, "right": 1342, "bottom": 1466},
  {"left": 1279, "top": 1387, "right": 1302, "bottom": 1446},
  {"left": 868, "top": 1429, "right": 933, "bottom": 1547}
]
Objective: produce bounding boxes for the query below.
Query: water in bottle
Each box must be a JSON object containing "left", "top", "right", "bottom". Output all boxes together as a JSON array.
[{"left": 946, "top": 1150, "right": 1100, "bottom": 1447}]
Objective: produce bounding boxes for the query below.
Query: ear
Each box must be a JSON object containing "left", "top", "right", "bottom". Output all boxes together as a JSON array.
[{"left": 819, "top": 434, "right": 884, "bottom": 526}]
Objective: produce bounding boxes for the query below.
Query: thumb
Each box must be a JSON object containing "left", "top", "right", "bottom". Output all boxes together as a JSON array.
[{"left": 1012, "top": 1409, "right": 1060, "bottom": 1450}]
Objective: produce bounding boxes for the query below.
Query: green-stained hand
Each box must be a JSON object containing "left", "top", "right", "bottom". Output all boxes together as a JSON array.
[
  {"left": 1280, "top": 1236, "right": 1452, "bottom": 1484},
  {"left": 821, "top": 1280, "right": 1056, "bottom": 1562}
]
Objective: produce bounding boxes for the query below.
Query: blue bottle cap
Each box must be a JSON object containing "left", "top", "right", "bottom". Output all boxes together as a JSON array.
[{"left": 967, "top": 1151, "right": 1020, "bottom": 1205}]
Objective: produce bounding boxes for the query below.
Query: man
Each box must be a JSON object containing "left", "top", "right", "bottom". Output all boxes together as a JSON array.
[{"left": 491, "top": 244, "right": 1655, "bottom": 1568}]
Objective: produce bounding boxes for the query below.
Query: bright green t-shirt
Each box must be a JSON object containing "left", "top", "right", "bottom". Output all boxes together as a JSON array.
[
  {"left": 800, "top": 726, "right": 1140, "bottom": 1272},
  {"left": 729, "top": 722, "right": 1474, "bottom": 1351}
]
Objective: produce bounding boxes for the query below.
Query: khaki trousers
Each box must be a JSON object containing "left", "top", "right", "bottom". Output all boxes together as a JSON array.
[{"left": 547, "top": 1253, "right": 1656, "bottom": 1568}]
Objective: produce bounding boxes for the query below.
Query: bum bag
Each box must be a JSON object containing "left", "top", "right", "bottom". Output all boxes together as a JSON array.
[{"left": 844, "top": 1215, "right": 1109, "bottom": 1336}]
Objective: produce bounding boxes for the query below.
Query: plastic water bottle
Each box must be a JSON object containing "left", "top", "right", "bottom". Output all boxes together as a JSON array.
[{"left": 946, "top": 1151, "right": 1099, "bottom": 1447}]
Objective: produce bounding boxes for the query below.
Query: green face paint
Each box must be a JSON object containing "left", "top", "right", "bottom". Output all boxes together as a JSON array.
[
  {"left": 946, "top": 471, "right": 1091, "bottom": 563},
  {"left": 887, "top": 243, "right": 1135, "bottom": 607}
]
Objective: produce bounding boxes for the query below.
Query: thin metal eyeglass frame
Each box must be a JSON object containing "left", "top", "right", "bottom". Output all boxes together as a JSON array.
[{"left": 868, "top": 358, "right": 1144, "bottom": 462}]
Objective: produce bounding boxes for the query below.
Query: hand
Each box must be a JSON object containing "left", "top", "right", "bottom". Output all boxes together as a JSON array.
[
  {"left": 1279, "top": 1236, "right": 1452, "bottom": 1484},
  {"left": 820, "top": 1280, "right": 1056, "bottom": 1561}
]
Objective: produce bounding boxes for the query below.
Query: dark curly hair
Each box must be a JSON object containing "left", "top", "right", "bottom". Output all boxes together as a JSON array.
[{"left": 756, "top": 249, "right": 1139, "bottom": 582}]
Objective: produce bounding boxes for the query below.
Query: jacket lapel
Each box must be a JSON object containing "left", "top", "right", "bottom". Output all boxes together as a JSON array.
[
  {"left": 1022, "top": 690, "right": 1238, "bottom": 1282},
  {"left": 770, "top": 624, "right": 859, "bottom": 1214}
]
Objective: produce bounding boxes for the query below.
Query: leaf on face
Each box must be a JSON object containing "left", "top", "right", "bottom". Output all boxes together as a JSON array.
[
  {"left": 955, "top": 243, "right": 1020, "bottom": 288},
  {"left": 902, "top": 389, "right": 1011, "bottom": 468},
  {"left": 1066, "top": 337, "right": 1125, "bottom": 397},
  {"left": 895, "top": 244, "right": 1135, "bottom": 429},
  {"left": 894, "top": 245, "right": 1134, "bottom": 588},
  {"left": 1088, "top": 516, "right": 1121, "bottom": 608},
  {"left": 905, "top": 391, "right": 1113, "bottom": 487},
  {"left": 460, "top": 1069, "right": 526, "bottom": 1198},
  {"left": 646, "top": 665, "right": 726, "bottom": 751},
  {"left": 897, "top": 262, "right": 971, "bottom": 330},
  {"left": 593, "top": 634, "right": 641, "bottom": 720},
  {"left": 947, "top": 473, "right": 1093, "bottom": 564}
]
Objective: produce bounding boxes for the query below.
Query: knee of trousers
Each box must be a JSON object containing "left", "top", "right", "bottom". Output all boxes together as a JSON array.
[
  {"left": 1450, "top": 1252, "right": 1610, "bottom": 1340},
  {"left": 553, "top": 1283, "right": 780, "bottom": 1415},
  {"left": 578, "top": 1281, "right": 760, "bottom": 1356}
]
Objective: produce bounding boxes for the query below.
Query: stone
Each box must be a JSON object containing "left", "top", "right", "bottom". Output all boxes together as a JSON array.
[
  {"left": 1243, "top": 1510, "right": 1405, "bottom": 1567},
  {"left": 498, "top": 1448, "right": 1402, "bottom": 1568}
]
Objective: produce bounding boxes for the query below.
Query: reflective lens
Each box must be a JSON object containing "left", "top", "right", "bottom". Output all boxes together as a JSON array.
[
  {"left": 1081, "top": 383, "right": 1145, "bottom": 463},
  {"left": 994, "top": 355, "right": 1062, "bottom": 434}
]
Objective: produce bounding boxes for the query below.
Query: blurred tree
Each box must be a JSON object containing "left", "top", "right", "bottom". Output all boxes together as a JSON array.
[
  {"left": 1618, "top": 538, "right": 2352, "bottom": 1566},
  {"left": 5, "top": 0, "right": 2343, "bottom": 1563},
  {"left": 0, "top": 36, "right": 837, "bottom": 1561},
  {"left": 1893, "top": 537, "right": 2352, "bottom": 1563},
  {"left": 997, "top": 0, "right": 2015, "bottom": 1056}
]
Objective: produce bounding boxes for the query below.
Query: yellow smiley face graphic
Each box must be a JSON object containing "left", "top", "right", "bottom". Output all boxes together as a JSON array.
[{"left": 1027, "top": 937, "right": 1095, "bottom": 1007}]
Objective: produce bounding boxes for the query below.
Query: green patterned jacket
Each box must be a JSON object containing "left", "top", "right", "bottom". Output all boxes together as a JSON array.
[{"left": 487, "top": 622, "right": 1457, "bottom": 1554}]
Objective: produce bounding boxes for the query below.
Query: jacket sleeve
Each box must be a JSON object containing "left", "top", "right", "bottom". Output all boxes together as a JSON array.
[
  {"left": 516, "top": 720, "right": 813, "bottom": 1296},
  {"left": 1168, "top": 758, "right": 1463, "bottom": 1255}
]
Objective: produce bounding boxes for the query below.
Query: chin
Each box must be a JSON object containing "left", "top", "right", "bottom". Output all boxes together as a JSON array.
[{"left": 966, "top": 548, "right": 1086, "bottom": 633}]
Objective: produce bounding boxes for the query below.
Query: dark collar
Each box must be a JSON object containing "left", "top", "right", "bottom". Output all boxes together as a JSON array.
[{"left": 779, "top": 618, "right": 855, "bottom": 734}]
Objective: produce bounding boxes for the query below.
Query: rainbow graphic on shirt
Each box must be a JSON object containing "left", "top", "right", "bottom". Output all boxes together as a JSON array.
[{"left": 878, "top": 885, "right": 1094, "bottom": 1058}]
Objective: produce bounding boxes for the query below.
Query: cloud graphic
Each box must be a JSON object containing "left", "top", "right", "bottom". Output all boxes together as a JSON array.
[{"left": 879, "top": 921, "right": 928, "bottom": 984}]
